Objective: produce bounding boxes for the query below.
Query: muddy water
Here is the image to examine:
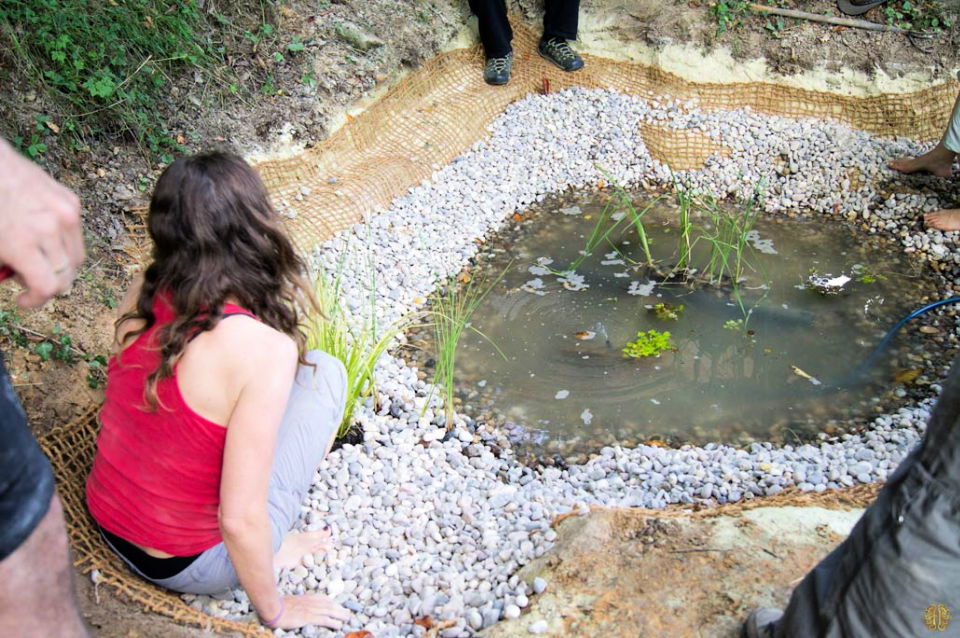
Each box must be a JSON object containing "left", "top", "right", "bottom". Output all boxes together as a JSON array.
[{"left": 441, "top": 192, "right": 937, "bottom": 453}]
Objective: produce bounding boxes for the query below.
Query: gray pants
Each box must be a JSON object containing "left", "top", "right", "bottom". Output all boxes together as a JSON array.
[
  {"left": 945, "top": 86, "right": 960, "bottom": 155},
  {"left": 774, "top": 351, "right": 960, "bottom": 637},
  {"left": 104, "top": 350, "right": 347, "bottom": 595}
]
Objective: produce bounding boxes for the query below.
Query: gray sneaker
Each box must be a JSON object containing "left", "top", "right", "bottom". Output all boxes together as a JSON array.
[
  {"left": 483, "top": 52, "right": 513, "bottom": 86},
  {"left": 538, "top": 37, "right": 584, "bottom": 72}
]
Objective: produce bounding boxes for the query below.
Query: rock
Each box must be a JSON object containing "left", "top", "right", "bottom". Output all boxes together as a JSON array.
[{"left": 529, "top": 620, "right": 549, "bottom": 633}]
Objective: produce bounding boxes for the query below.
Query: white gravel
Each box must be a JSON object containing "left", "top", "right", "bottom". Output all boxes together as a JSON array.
[{"left": 186, "top": 87, "right": 960, "bottom": 636}]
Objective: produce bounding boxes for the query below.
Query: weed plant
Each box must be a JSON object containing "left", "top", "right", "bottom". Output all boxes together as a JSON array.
[
  {"left": 623, "top": 329, "right": 675, "bottom": 358},
  {"left": 307, "top": 266, "right": 408, "bottom": 439},
  {"left": 0, "top": 0, "right": 212, "bottom": 159},
  {"left": 430, "top": 268, "right": 506, "bottom": 425},
  {"left": 0, "top": 0, "right": 293, "bottom": 161}
]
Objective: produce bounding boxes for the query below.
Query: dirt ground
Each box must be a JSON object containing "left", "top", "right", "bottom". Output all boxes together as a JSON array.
[
  {"left": 0, "top": 0, "right": 957, "bottom": 636},
  {"left": 485, "top": 496, "right": 871, "bottom": 637}
]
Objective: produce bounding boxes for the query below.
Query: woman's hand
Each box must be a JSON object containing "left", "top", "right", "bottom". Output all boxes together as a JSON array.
[{"left": 271, "top": 593, "right": 350, "bottom": 630}]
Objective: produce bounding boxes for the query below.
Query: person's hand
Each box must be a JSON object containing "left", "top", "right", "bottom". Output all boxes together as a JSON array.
[
  {"left": 270, "top": 594, "right": 350, "bottom": 630},
  {"left": 0, "top": 138, "right": 84, "bottom": 308}
]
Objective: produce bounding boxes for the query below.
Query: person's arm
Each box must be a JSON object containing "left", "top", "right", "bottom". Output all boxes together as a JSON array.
[
  {"left": 218, "top": 325, "right": 348, "bottom": 631},
  {"left": 0, "top": 138, "right": 84, "bottom": 308}
]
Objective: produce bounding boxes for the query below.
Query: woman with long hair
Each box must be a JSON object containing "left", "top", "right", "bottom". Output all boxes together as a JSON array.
[{"left": 86, "top": 152, "right": 349, "bottom": 631}]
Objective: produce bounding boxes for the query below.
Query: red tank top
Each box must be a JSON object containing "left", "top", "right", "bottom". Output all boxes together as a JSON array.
[{"left": 86, "top": 294, "right": 256, "bottom": 556}]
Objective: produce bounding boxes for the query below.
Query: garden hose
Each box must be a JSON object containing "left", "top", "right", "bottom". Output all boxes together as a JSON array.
[{"left": 835, "top": 296, "right": 960, "bottom": 388}]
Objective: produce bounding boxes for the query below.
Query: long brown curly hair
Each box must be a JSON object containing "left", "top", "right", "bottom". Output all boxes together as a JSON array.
[{"left": 118, "top": 151, "right": 319, "bottom": 408}]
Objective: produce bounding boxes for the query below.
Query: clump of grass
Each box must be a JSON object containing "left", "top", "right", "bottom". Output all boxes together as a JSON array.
[
  {"left": 623, "top": 329, "right": 675, "bottom": 359},
  {"left": 307, "top": 267, "right": 407, "bottom": 439},
  {"left": 695, "top": 193, "right": 760, "bottom": 286},
  {"left": 430, "top": 268, "right": 507, "bottom": 425}
]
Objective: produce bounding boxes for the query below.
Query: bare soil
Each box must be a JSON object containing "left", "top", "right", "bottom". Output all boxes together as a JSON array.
[{"left": 0, "top": 0, "right": 956, "bottom": 636}]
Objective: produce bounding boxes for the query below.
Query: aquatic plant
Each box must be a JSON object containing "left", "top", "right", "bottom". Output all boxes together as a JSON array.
[
  {"left": 723, "top": 318, "right": 744, "bottom": 331},
  {"left": 652, "top": 302, "right": 684, "bottom": 321},
  {"left": 622, "top": 329, "right": 675, "bottom": 358},
  {"left": 694, "top": 193, "right": 761, "bottom": 286},
  {"left": 430, "top": 267, "right": 507, "bottom": 424},
  {"left": 851, "top": 263, "right": 888, "bottom": 284},
  {"left": 307, "top": 263, "right": 409, "bottom": 438}
]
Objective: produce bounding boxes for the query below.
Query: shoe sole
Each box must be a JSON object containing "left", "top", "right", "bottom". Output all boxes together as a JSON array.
[
  {"left": 484, "top": 76, "right": 510, "bottom": 86},
  {"left": 537, "top": 48, "right": 584, "bottom": 72}
]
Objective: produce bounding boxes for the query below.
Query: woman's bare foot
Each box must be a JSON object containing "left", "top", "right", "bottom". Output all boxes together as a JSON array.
[
  {"left": 924, "top": 209, "right": 960, "bottom": 232},
  {"left": 889, "top": 142, "right": 956, "bottom": 178},
  {"left": 274, "top": 528, "right": 333, "bottom": 571}
]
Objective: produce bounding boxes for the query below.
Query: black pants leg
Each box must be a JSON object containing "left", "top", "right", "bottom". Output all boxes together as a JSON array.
[
  {"left": 543, "top": 0, "right": 580, "bottom": 41},
  {"left": 0, "top": 353, "right": 55, "bottom": 562},
  {"left": 468, "top": 0, "right": 513, "bottom": 59}
]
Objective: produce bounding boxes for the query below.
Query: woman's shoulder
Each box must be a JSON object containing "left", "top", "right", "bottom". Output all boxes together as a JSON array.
[{"left": 209, "top": 315, "right": 298, "bottom": 365}]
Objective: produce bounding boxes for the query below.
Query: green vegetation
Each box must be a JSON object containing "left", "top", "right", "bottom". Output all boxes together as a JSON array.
[
  {"left": 623, "top": 329, "right": 675, "bottom": 359},
  {"left": 0, "top": 0, "right": 299, "bottom": 161},
  {"left": 0, "top": 309, "right": 108, "bottom": 389},
  {"left": 0, "top": 0, "right": 211, "bottom": 160},
  {"left": 692, "top": 192, "right": 760, "bottom": 287},
  {"left": 429, "top": 269, "right": 506, "bottom": 425},
  {"left": 723, "top": 318, "right": 744, "bottom": 331},
  {"left": 652, "top": 302, "right": 684, "bottom": 321},
  {"left": 712, "top": 0, "right": 750, "bottom": 35},
  {"left": 852, "top": 263, "right": 888, "bottom": 284},
  {"left": 884, "top": 0, "right": 954, "bottom": 30},
  {"left": 307, "top": 267, "right": 408, "bottom": 438}
]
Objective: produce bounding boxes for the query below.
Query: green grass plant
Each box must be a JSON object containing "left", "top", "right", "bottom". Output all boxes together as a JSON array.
[
  {"left": 307, "top": 266, "right": 408, "bottom": 439},
  {"left": 429, "top": 268, "right": 507, "bottom": 425}
]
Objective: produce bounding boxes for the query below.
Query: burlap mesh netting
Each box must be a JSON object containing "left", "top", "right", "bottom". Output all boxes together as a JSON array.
[{"left": 35, "top": 17, "right": 955, "bottom": 635}]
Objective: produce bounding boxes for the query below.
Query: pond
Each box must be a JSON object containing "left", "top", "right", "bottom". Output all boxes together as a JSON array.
[{"left": 415, "top": 189, "right": 939, "bottom": 457}]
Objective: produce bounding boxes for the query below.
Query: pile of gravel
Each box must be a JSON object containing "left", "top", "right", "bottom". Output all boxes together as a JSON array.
[{"left": 188, "top": 87, "right": 959, "bottom": 636}]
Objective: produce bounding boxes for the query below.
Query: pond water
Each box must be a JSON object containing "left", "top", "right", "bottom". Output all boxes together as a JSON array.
[{"left": 425, "top": 191, "right": 938, "bottom": 455}]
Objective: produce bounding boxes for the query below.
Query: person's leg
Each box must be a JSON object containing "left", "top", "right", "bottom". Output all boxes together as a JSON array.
[
  {"left": 0, "top": 495, "right": 88, "bottom": 637},
  {"left": 746, "top": 351, "right": 960, "bottom": 637},
  {"left": 889, "top": 89, "right": 959, "bottom": 178},
  {"left": 538, "top": 0, "right": 584, "bottom": 71},
  {"left": 0, "top": 352, "right": 87, "bottom": 637},
  {"left": 543, "top": 0, "right": 580, "bottom": 41},
  {"left": 145, "top": 350, "right": 348, "bottom": 594},
  {"left": 268, "top": 350, "right": 347, "bottom": 569},
  {"left": 889, "top": 87, "right": 960, "bottom": 231},
  {"left": 468, "top": 0, "right": 513, "bottom": 58}
]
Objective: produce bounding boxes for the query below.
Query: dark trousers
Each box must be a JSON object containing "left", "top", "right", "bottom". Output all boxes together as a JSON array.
[{"left": 467, "top": 0, "right": 580, "bottom": 58}]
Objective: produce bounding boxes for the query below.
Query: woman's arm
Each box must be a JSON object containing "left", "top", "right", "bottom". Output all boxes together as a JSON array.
[
  {"left": 217, "top": 323, "right": 349, "bottom": 630},
  {"left": 218, "top": 325, "right": 296, "bottom": 623}
]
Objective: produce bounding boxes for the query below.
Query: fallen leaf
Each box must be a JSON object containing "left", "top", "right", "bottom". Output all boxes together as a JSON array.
[
  {"left": 344, "top": 632, "right": 373, "bottom": 638},
  {"left": 512, "top": 213, "right": 523, "bottom": 222},
  {"left": 645, "top": 439, "right": 669, "bottom": 448},
  {"left": 456, "top": 272, "right": 471, "bottom": 283},
  {"left": 919, "top": 325, "right": 939, "bottom": 334},
  {"left": 44, "top": 120, "right": 60, "bottom": 134},
  {"left": 176, "top": 134, "right": 186, "bottom": 145},
  {"left": 894, "top": 368, "right": 922, "bottom": 384},
  {"left": 414, "top": 616, "right": 435, "bottom": 629},
  {"left": 574, "top": 331, "right": 596, "bottom": 340},
  {"left": 144, "top": 15, "right": 153, "bottom": 28},
  {"left": 597, "top": 180, "right": 606, "bottom": 188},
  {"left": 790, "top": 365, "right": 822, "bottom": 386}
]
